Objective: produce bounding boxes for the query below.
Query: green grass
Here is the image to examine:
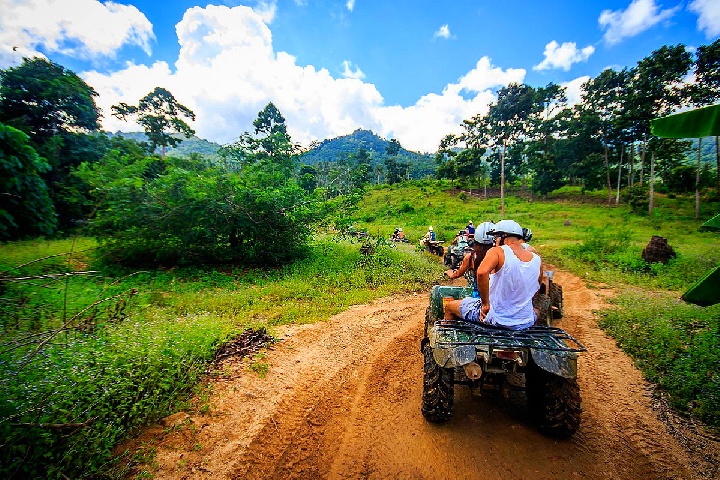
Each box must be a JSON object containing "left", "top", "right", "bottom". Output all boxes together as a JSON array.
[
  {"left": 1, "top": 181, "right": 718, "bottom": 477},
  {"left": 350, "top": 180, "right": 720, "bottom": 430},
  {"left": 0, "top": 235, "right": 444, "bottom": 478}
]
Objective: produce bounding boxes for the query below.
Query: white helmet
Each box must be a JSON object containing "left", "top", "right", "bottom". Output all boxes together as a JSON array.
[
  {"left": 490, "top": 220, "right": 523, "bottom": 238},
  {"left": 398, "top": 228, "right": 402, "bottom": 232},
  {"left": 428, "top": 226, "right": 433, "bottom": 231},
  {"left": 474, "top": 221, "right": 495, "bottom": 245}
]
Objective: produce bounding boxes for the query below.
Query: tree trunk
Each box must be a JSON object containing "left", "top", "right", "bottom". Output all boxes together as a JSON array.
[
  {"left": 696, "top": 138, "right": 702, "bottom": 220},
  {"left": 628, "top": 142, "right": 635, "bottom": 187},
  {"left": 501, "top": 143, "right": 506, "bottom": 217},
  {"left": 716, "top": 136, "right": 719, "bottom": 192},
  {"left": 616, "top": 145, "right": 624, "bottom": 205},
  {"left": 604, "top": 142, "right": 612, "bottom": 205},
  {"left": 640, "top": 134, "right": 646, "bottom": 186},
  {"left": 649, "top": 152, "right": 655, "bottom": 215}
]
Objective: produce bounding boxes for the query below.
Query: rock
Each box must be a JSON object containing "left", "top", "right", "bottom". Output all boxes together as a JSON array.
[
  {"left": 642, "top": 236, "right": 676, "bottom": 264},
  {"left": 564, "top": 219, "right": 571, "bottom": 226}
]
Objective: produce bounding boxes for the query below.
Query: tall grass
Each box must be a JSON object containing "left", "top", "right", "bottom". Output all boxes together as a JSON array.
[{"left": 0, "top": 235, "right": 444, "bottom": 478}]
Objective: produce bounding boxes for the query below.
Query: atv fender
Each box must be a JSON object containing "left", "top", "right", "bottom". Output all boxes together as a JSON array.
[{"left": 530, "top": 349, "right": 577, "bottom": 379}]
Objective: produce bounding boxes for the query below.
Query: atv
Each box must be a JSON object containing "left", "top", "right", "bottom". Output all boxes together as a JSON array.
[
  {"left": 421, "top": 285, "right": 585, "bottom": 437},
  {"left": 419, "top": 237, "right": 445, "bottom": 257},
  {"left": 444, "top": 233, "right": 471, "bottom": 269}
]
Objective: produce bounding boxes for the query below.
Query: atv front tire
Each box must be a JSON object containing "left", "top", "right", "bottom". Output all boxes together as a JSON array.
[
  {"left": 421, "top": 339, "right": 454, "bottom": 422},
  {"left": 526, "top": 359, "right": 581, "bottom": 437}
]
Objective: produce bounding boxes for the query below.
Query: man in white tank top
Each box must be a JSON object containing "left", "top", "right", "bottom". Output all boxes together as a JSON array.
[{"left": 444, "top": 220, "right": 543, "bottom": 330}]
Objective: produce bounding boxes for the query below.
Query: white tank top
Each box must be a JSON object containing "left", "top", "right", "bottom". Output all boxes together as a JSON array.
[{"left": 486, "top": 245, "right": 541, "bottom": 328}]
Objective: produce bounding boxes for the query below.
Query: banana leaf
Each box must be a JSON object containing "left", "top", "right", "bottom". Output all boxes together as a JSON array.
[
  {"left": 650, "top": 104, "right": 720, "bottom": 138},
  {"left": 681, "top": 265, "right": 720, "bottom": 307},
  {"left": 701, "top": 212, "right": 720, "bottom": 232}
]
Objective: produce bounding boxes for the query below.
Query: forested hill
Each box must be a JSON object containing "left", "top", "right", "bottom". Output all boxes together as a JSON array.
[
  {"left": 299, "top": 128, "right": 436, "bottom": 178},
  {"left": 107, "top": 129, "right": 438, "bottom": 179},
  {"left": 106, "top": 131, "right": 223, "bottom": 159}
]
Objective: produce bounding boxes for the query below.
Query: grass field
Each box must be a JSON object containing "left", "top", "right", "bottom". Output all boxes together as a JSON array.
[{"left": 1, "top": 180, "right": 718, "bottom": 477}]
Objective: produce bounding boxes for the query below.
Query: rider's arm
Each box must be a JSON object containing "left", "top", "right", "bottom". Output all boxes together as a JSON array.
[
  {"left": 445, "top": 252, "right": 471, "bottom": 278},
  {"left": 476, "top": 247, "right": 502, "bottom": 318}
]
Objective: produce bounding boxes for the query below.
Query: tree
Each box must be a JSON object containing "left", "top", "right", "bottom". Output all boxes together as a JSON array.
[
  {"left": 692, "top": 39, "right": 720, "bottom": 191},
  {"left": 486, "top": 83, "right": 539, "bottom": 215},
  {"left": 0, "top": 58, "right": 101, "bottom": 229},
  {"left": 0, "top": 123, "right": 56, "bottom": 239},
  {"left": 580, "top": 69, "right": 629, "bottom": 204},
  {"left": 82, "top": 103, "right": 320, "bottom": 267},
  {"left": 112, "top": 87, "right": 196, "bottom": 159},
  {"left": 384, "top": 138, "right": 404, "bottom": 184},
  {"left": 630, "top": 45, "right": 692, "bottom": 213},
  {"left": 0, "top": 57, "right": 100, "bottom": 158}
]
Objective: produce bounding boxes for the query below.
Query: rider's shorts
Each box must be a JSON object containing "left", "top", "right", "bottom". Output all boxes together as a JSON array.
[{"left": 459, "top": 298, "right": 482, "bottom": 322}]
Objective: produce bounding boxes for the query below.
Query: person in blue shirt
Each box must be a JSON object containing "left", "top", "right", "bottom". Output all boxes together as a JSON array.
[{"left": 466, "top": 221, "right": 475, "bottom": 235}]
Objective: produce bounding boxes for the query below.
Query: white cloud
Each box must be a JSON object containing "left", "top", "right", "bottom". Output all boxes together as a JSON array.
[
  {"left": 341, "top": 60, "right": 365, "bottom": 79},
  {"left": 433, "top": 24, "right": 452, "bottom": 40},
  {"left": 0, "top": 0, "right": 154, "bottom": 67},
  {"left": 533, "top": 41, "right": 595, "bottom": 71},
  {"left": 8, "top": 3, "right": 524, "bottom": 153},
  {"left": 253, "top": 0, "right": 277, "bottom": 23},
  {"left": 346, "top": 0, "right": 355, "bottom": 12},
  {"left": 689, "top": 0, "right": 720, "bottom": 38},
  {"left": 560, "top": 76, "right": 590, "bottom": 107},
  {"left": 599, "top": 0, "right": 679, "bottom": 45}
]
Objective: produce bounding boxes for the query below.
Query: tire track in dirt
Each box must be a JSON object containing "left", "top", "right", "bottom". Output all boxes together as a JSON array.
[{"left": 121, "top": 268, "right": 718, "bottom": 479}]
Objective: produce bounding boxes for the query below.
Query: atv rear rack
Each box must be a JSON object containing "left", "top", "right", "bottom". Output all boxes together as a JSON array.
[{"left": 431, "top": 320, "right": 587, "bottom": 353}]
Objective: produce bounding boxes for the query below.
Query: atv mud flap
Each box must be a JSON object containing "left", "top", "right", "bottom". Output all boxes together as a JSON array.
[{"left": 530, "top": 349, "right": 577, "bottom": 379}]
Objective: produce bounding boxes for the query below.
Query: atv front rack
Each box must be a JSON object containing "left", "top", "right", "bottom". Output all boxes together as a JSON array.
[{"left": 431, "top": 319, "right": 587, "bottom": 353}]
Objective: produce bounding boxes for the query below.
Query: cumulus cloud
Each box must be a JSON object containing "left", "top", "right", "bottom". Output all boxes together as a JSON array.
[
  {"left": 689, "top": 0, "right": 720, "bottom": 38},
  {"left": 533, "top": 41, "right": 595, "bottom": 71},
  {"left": 252, "top": 0, "right": 277, "bottom": 23},
  {"left": 8, "top": 3, "right": 524, "bottom": 153},
  {"left": 346, "top": 0, "right": 355, "bottom": 12},
  {"left": 599, "top": 0, "right": 679, "bottom": 45},
  {"left": 0, "top": 0, "right": 154, "bottom": 67},
  {"left": 433, "top": 24, "right": 452, "bottom": 40},
  {"left": 560, "top": 76, "right": 590, "bottom": 107},
  {"left": 341, "top": 60, "right": 365, "bottom": 80}
]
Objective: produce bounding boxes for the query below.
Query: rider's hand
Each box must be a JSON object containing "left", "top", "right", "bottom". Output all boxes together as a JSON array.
[
  {"left": 444, "top": 269, "right": 454, "bottom": 278},
  {"left": 480, "top": 304, "right": 490, "bottom": 322}
]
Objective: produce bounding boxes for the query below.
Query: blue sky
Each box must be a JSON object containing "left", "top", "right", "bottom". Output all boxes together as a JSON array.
[{"left": 1, "top": 0, "right": 718, "bottom": 152}]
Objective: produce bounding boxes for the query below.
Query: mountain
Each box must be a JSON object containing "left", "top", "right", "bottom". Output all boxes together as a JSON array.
[
  {"left": 299, "top": 129, "right": 436, "bottom": 179},
  {"left": 107, "top": 129, "right": 438, "bottom": 179},
  {"left": 106, "top": 131, "right": 223, "bottom": 159}
]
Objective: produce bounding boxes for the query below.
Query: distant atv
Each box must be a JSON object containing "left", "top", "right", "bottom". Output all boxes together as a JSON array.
[
  {"left": 420, "top": 237, "right": 445, "bottom": 257},
  {"left": 421, "top": 285, "right": 585, "bottom": 437},
  {"left": 444, "top": 233, "right": 471, "bottom": 269}
]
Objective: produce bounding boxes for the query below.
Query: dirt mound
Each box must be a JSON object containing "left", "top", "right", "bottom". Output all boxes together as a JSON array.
[{"left": 120, "top": 268, "right": 719, "bottom": 479}]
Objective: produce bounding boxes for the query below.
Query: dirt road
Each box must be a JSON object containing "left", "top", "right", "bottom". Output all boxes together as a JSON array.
[{"left": 123, "top": 268, "right": 719, "bottom": 479}]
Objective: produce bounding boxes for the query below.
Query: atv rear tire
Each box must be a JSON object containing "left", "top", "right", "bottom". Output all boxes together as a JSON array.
[
  {"left": 421, "top": 339, "right": 454, "bottom": 422},
  {"left": 434, "top": 246, "right": 445, "bottom": 257},
  {"left": 526, "top": 359, "right": 581, "bottom": 437},
  {"left": 532, "top": 293, "right": 552, "bottom": 326},
  {"left": 550, "top": 284, "right": 563, "bottom": 319}
]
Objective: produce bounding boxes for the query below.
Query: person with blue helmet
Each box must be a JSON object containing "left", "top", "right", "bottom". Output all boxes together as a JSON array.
[{"left": 443, "top": 219, "right": 544, "bottom": 330}]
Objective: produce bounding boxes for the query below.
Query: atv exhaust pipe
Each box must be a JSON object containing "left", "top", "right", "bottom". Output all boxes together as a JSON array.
[{"left": 463, "top": 361, "right": 482, "bottom": 380}]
